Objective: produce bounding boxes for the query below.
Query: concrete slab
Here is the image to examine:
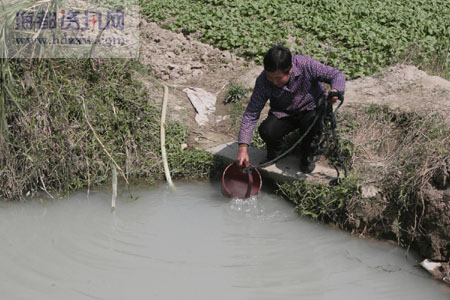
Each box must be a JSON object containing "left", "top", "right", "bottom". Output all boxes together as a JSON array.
[{"left": 206, "top": 142, "right": 339, "bottom": 184}]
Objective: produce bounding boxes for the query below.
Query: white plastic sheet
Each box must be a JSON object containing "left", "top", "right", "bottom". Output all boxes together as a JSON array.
[{"left": 183, "top": 87, "right": 216, "bottom": 126}]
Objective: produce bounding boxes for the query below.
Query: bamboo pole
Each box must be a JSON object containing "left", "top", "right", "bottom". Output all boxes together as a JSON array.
[
  {"left": 160, "top": 85, "right": 175, "bottom": 190},
  {"left": 112, "top": 165, "right": 117, "bottom": 212}
]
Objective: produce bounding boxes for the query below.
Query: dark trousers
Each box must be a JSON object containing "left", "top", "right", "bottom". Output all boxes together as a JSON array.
[{"left": 258, "top": 109, "right": 322, "bottom": 159}]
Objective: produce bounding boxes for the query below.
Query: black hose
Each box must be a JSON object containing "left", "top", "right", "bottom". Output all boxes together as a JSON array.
[{"left": 243, "top": 92, "right": 347, "bottom": 185}]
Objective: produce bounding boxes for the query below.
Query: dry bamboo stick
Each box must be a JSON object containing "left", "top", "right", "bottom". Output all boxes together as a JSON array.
[{"left": 160, "top": 85, "right": 175, "bottom": 190}]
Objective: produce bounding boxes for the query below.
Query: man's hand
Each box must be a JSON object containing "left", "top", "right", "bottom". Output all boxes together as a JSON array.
[
  {"left": 326, "top": 88, "right": 339, "bottom": 105},
  {"left": 237, "top": 144, "right": 249, "bottom": 166}
]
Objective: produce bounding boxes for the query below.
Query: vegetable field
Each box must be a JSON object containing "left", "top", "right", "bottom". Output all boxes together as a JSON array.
[{"left": 141, "top": 0, "right": 450, "bottom": 78}]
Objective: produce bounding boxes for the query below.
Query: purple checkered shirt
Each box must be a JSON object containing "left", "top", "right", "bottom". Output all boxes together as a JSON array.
[{"left": 238, "top": 55, "right": 346, "bottom": 145}]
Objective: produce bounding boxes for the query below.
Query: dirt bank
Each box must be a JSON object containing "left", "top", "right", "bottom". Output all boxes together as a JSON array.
[{"left": 138, "top": 20, "right": 450, "bottom": 284}]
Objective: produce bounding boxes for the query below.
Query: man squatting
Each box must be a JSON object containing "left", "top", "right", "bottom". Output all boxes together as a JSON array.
[{"left": 236, "top": 45, "right": 346, "bottom": 173}]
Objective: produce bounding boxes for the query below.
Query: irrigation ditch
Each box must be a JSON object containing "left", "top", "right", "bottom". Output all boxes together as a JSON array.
[{"left": 1, "top": 11, "right": 450, "bottom": 287}]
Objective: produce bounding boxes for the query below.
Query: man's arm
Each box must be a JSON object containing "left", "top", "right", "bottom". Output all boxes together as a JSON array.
[
  {"left": 237, "top": 74, "right": 269, "bottom": 165},
  {"left": 306, "top": 57, "right": 346, "bottom": 97}
]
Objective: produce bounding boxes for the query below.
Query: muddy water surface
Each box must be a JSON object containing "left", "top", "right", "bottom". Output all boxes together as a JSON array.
[{"left": 0, "top": 182, "right": 448, "bottom": 300}]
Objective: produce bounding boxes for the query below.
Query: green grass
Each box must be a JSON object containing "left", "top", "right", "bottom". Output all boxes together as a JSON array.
[
  {"left": 0, "top": 58, "right": 214, "bottom": 200},
  {"left": 277, "top": 175, "right": 361, "bottom": 223},
  {"left": 0, "top": 0, "right": 217, "bottom": 201},
  {"left": 140, "top": 0, "right": 450, "bottom": 79},
  {"left": 223, "top": 84, "right": 250, "bottom": 104}
]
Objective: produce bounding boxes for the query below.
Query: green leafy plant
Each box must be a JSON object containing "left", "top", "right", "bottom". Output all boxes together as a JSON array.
[
  {"left": 140, "top": 0, "right": 450, "bottom": 79},
  {"left": 223, "top": 84, "right": 250, "bottom": 104}
]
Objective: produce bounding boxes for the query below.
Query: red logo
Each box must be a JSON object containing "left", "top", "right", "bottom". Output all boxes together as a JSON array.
[{"left": 89, "top": 14, "right": 98, "bottom": 29}]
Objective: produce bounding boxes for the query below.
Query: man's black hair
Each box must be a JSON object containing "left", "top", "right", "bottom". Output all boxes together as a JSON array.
[{"left": 263, "top": 45, "right": 292, "bottom": 74}]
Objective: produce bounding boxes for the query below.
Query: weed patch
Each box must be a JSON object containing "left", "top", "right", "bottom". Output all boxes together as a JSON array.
[
  {"left": 331, "top": 104, "right": 449, "bottom": 258},
  {"left": 223, "top": 84, "right": 250, "bottom": 104},
  {"left": 0, "top": 59, "right": 214, "bottom": 200},
  {"left": 277, "top": 175, "right": 361, "bottom": 226}
]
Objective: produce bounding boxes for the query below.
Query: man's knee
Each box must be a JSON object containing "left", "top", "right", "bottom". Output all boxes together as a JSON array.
[
  {"left": 258, "top": 117, "right": 280, "bottom": 141},
  {"left": 258, "top": 121, "right": 270, "bottom": 141}
]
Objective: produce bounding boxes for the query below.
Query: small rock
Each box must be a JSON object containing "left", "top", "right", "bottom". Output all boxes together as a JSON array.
[
  {"left": 215, "top": 115, "right": 230, "bottom": 123},
  {"left": 181, "top": 143, "right": 188, "bottom": 150},
  {"left": 170, "top": 40, "right": 181, "bottom": 49},
  {"left": 192, "top": 69, "right": 203, "bottom": 77},
  {"left": 420, "top": 259, "right": 443, "bottom": 278},
  {"left": 370, "top": 161, "right": 385, "bottom": 167},
  {"left": 165, "top": 51, "right": 176, "bottom": 58},
  {"left": 182, "top": 65, "right": 192, "bottom": 74},
  {"left": 191, "top": 62, "right": 203, "bottom": 69},
  {"left": 169, "top": 71, "right": 180, "bottom": 79},
  {"left": 361, "top": 185, "right": 379, "bottom": 198},
  {"left": 222, "top": 51, "right": 232, "bottom": 61}
]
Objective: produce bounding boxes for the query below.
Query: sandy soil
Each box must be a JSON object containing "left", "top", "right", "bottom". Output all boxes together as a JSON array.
[{"left": 346, "top": 65, "right": 450, "bottom": 120}]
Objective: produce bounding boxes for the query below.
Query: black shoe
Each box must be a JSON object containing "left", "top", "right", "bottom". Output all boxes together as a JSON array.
[{"left": 299, "top": 155, "right": 315, "bottom": 174}]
